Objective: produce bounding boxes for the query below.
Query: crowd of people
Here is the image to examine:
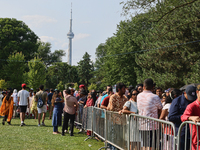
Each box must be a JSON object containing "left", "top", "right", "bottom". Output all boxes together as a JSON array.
[{"left": 0, "top": 79, "right": 200, "bottom": 150}]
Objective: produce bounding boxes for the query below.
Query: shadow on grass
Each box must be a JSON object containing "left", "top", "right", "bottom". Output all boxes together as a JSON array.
[{"left": 9, "top": 124, "right": 52, "bottom": 127}]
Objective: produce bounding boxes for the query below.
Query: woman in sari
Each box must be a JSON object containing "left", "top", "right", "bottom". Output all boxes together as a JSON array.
[{"left": 0, "top": 90, "right": 14, "bottom": 125}]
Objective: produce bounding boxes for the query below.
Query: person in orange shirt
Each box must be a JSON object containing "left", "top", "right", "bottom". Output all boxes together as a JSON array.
[{"left": 0, "top": 90, "right": 14, "bottom": 125}]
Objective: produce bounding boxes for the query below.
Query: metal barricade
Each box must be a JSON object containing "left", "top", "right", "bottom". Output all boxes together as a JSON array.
[
  {"left": 106, "top": 111, "right": 129, "bottom": 150},
  {"left": 177, "top": 121, "right": 200, "bottom": 150},
  {"left": 78, "top": 106, "right": 177, "bottom": 150},
  {"left": 129, "top": 114, "right": 176, "bottom": 150},
  {"left": 82, "top": 106, "right": 93, "bottom": 132},
  {"left": 93, "top": 107, "right": 106, "bottom": 141},
  {"left": 74, "top": 103, "right": 84, "bottom": 126}
]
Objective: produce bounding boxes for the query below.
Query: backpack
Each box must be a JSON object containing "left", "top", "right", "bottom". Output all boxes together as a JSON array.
[{"left": 37, "top": 92, "right": 44, "bottom": 108}]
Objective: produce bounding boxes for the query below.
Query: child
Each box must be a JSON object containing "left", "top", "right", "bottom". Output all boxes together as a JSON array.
[
  {"left": 31, "top": 92, "right": 37, "bottom": 119},
  {"left": 52, "top": 90, "right": 64, "bottom": 134}
]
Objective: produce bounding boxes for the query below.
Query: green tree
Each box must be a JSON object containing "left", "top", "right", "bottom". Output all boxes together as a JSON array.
[
  {"left": 46, "top": 63, "right": 79, "bottom": 89},
  {"left": 26, "top": 57, "right": 46, "bottom": 91},
  {"left": 73, "top": 83, "right": 79, "bottom": 91},
  {"left": 35, "top": 41, "right": 66, "bottom": 67},
  {"left": 3, "top": 52, "right": 26, "bottom": 89},
  {"left": 56, "top": 81, "right": 65, "bottom": 91},
  {"left": 0, "top": 79, "right": 7, "bottom": 90},
  {"left": 0, "top": 18, "right": 39, "bottom": 78},
  {"left": 90, "top": 43, "right": 107, "bottom": 90},
  {"left": 77, "top": 52, "right": 94, "bottom": 86},
  {"left": 93, "top": 19, "right": 141, "bottom": 88},
  {"left": 119, "top": 0, "right": 200, "bottom": 89},
  {"left": 88, "top": 83, "right": 97, "bottom": 91}
]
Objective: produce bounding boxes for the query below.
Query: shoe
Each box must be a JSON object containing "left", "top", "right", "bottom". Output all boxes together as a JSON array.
[
  {"left": 20, "top": 123, "right": 24, "bottom": 127},
  {"left": 22, "top": 123, "right": 26, "bottom": 126},
  {"left": 42, "top": 122, "right": 45, "bottom": 126},
  {"left": 2, "top": 121, "right": 5, "bottom": 125},
  {"left": 70, "top": 134, "right": 74, "bottom": 136},
  {"left": 38, "top": 124, "right": 40, "bottom": 127},
  {"left": 7, "top": 122, "right": 11, "bottom": 125},
  {"left": 61, "top": 133, "right": 65, "bottom": 136}
]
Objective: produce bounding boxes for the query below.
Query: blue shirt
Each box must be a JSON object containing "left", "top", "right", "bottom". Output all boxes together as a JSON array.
[
  {"left": 47, "top": 93, "right": 53, "bottom": 104},
  {"left": 168, "top": 94, "right": 194, "bottom": 135},
  {"left": 100, "top": 94, "right": 108, "bottom": 106}
]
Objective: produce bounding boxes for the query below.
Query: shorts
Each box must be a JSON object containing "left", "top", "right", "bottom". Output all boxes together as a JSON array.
[
  {"left": 48, "top": 104, "right": 53, "bottom": 112},
  {"left": 37, "top": 105, "right": 47, "bottom": 114},
  {"left": 20, "top": 106, "right": 27, "bottom": 113},
  {"left": 140, "top": 130, "right": 157, "bottom": 148}
]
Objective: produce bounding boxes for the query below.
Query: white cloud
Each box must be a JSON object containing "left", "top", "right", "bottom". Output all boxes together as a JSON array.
[
  {"left": 39, "top": 36, "right": 68, "bottom": 52},
  {"left": 22, "top": 15, "right": 57, "bottom": 27},
  {"left": 39, "top": 36, "right": 55, "bottom": 42},
  {"left": 61, "top": 42, "right": 68, "bottom": 49},
  {"left": 74, "top": 33, "right": 90, "bottom": 41}
]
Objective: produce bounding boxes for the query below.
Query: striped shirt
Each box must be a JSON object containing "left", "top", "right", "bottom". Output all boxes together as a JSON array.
[{"left": 137, "top": 90, "right": 162, "bottom": 130}]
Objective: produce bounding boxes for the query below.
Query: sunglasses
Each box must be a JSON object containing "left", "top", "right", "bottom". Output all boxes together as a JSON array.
[{"left": 132, "top": 93, "right": 138, "bottom": 96}]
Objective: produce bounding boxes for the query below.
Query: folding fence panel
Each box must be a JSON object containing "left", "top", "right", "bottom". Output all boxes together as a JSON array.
[
  {"left": 106, "top": 111, "right": 129, "bottom": 150},
  {"left": 93, "top": 107, "right": 106, "bottom": 140},
  {"left": 177, "top": 121, "right": 200, "bottom": 150}
]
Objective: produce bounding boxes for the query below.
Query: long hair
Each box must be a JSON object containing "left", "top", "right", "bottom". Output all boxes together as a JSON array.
[
  {"left": 6, "top": 90, "right": 13, "bottom": 101},
  {"left": 51, "top": 90, "right": 60, "bottom": 106},
  {"left": 165, "top": 89, "right": 182, "bottom": 104}
]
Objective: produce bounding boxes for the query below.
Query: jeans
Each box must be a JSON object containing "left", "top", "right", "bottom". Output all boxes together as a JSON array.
[{"left": 53, "top": 126, "right": 58, "bottom": 132}]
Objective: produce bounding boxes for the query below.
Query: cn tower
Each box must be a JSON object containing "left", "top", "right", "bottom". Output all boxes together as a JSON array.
[{"left": 67, "top": 5, "right": 74, "bottom": 65}]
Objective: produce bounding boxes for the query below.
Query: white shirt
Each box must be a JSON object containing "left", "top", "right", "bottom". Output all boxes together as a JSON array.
[
  {"left": 137, "top": 90, "right": 163, "bottom": 130},
  {"left": 18, "top": 90, "right": 29, "bottom": 106},
  {"left": 163, "top": 103, "right": 171, "bottom": 110},
  {"left": 12, "top": 93, "right": 18, "bottom": 106},
  {"left": 124, "top": 100, "right": 138, "bottom": 113},
  {"left": 162, "top": 103, "right": 171, "bottom": 120}
]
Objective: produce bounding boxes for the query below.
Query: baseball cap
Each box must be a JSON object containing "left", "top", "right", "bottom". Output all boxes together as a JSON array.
[
  {"left": 79, "top": 84, "right": 85, "bottom": 88},
  {"left": 185, "top": 85, "right": 197, "bottom": 101},
  {"left": 21, "top": 83, "right": 26, "bottom": 88}
]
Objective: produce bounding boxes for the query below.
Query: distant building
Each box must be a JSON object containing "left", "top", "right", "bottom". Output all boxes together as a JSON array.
[{"left": 67, "top": 7, "right": 74, "bottom": 65}]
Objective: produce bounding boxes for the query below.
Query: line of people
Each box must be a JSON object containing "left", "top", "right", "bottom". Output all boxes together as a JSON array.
[{"left": 1, "top": 80, "right": 200, "bottom": 150}]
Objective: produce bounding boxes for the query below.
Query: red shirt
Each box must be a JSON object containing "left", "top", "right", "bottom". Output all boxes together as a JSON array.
[
  {"left": 101, "top": 96, "right": 110, "bottom": 107},
  {"left": 86, "top": 98, "right": 94, "bottom": 107},
  {"left": 181, "top": 100, "right": 200, "bottom": 150}
]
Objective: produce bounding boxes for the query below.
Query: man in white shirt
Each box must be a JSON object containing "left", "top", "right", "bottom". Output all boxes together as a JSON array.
[
  {"left": 18, "top": 83, "right": 29, "bottom": 126},
  {"left": 137, "top": 78, "right": 163, "bottom": 150}
]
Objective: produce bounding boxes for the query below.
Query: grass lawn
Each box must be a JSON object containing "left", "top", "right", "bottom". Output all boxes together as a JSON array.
[{"left": 0, "top": 116, "right": 104, "bottom": 150}]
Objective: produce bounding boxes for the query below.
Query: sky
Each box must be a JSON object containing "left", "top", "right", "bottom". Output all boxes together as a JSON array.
[{"left": 0, "top": 0, "right": 126, "bottom": 66}]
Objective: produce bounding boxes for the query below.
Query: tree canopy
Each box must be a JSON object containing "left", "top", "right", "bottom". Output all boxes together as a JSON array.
[
  {"left": 35, "top": 41, "right": 66, "bottom": 67},
  {"left": 0, "top": 18, "right": 39, "bottom": 78},
  {"left": 77, "top": 52, "right": 94, "bottom": 86},
  {"left": 92, "top": 0, "right": 200, "bottom": 90},
  {"left": 3, "top": 52, "right": 26, "bottom": 89},
  {"left": 26, "top": 57, "right": 46, "bottom": 91}
]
